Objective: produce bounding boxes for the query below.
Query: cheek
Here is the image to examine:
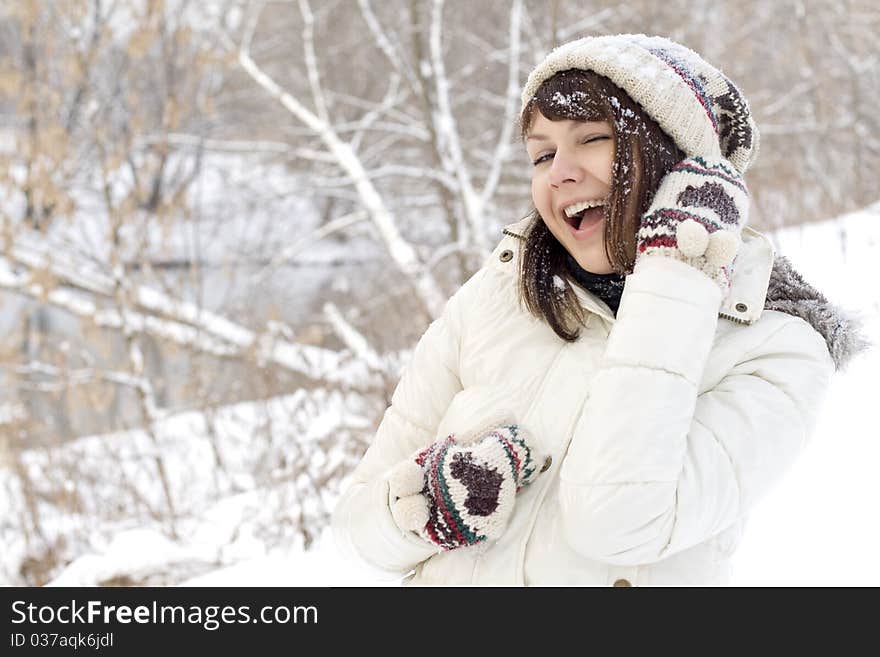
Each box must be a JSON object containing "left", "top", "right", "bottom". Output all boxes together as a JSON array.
[
  {"left": 530, "top": 176, "right": 545, "bottom": 210},
  {"left": 598, "top": 147, "right": 615, "bottom": 186}
]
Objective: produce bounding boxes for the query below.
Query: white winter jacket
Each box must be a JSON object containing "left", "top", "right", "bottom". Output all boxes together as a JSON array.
[{"left": 332, "top": 216, "right": 839, "bottom": 586}]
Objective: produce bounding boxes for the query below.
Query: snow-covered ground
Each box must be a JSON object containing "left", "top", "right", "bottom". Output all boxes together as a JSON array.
[
  {"left": 729, "top": 203, "right": 880, "bottom": 586},
  {"left": 5, "top": 203, "right": 878, "bottom": 587}
]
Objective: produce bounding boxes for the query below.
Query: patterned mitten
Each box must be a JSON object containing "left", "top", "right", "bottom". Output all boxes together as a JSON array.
[
  {"left": 636, "top": 155, "right": 750, "bottom": 295},
  {"left": 388, "top": 420, "right": 542, "bottom": 551}
]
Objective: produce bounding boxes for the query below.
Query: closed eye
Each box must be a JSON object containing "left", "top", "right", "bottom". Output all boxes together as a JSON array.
[{"left": 531, "top": 135, "right": 612, "bottom": 166}]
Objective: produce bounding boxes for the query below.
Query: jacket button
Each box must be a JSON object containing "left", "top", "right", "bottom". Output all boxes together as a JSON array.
[
  {"left": 735, "top": 302, "right": 748, "bottom": 313},
  {"left": 499, "top": 249, "right": 513, "bottom": 262},
  {"left": 540, "top": 455, "right": 552, "bottom": 473},
  {"left": 613, "top": 578, "right": 632, "bottom": 587}
]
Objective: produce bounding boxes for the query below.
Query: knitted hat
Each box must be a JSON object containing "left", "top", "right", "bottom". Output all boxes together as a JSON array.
[{"left": 521, "top": 34, "right": 759, "bottom": 174}]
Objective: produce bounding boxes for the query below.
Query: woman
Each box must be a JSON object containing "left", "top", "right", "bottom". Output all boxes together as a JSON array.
[{"left": 331, "top": 34, "right": 869, "bottom": 585}]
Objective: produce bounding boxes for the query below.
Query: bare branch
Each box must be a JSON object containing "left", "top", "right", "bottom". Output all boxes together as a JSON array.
[
  {"left": 232, "top": 40, "right": 447, "bottom": 318},
  {"left": 0, "top": 245, "right": 370, "bottom": 389},
  {"left": 250, "top": 209, "right": 368, "bottom": 287},
  {"left": 297, "top": 0, "right": 330, "bottom": 123},
  {"left": 429, "top": 0, "right": 488, "bottom": 250},
  {"left": 356, "top": 0, "right": 420, "bottom": 93},
  {"left": 480, "top": 0, "right": 522, "bottom": 208},
  {"left": 322, "top": 302, "right": 384, "bottom": 373}
]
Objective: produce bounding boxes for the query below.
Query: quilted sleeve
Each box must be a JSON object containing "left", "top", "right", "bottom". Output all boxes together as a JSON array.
[
  {"left": 331, "top": 268, "right": 486, "bottom": 577},
  {"left": 557, "top": 255, "right": 835, "bottom": 566}
]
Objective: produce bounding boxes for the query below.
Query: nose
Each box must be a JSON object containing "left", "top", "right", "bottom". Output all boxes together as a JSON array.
[{"left": 547, "top": 150, "right": 583, "bottom": 188}]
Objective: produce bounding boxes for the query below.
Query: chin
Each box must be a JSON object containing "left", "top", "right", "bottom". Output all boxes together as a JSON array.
[
  {"left": 576, "top": 260, "right": 614, "bottom": 275},
  {"left": 567, "top": 246, "right": 613, "bottom": 275}
]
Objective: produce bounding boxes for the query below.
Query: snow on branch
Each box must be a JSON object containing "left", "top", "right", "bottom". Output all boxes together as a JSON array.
[
  {"left": 0, "top": 238, "right": 372, "bottom": 389},
  {"left": 480, "top": 0, "right": 522, "bottom": 209},
  {"left": 357, "top": 0, "right": 420, "bottom": 93},
  {"left": 225, "top": 16, "right": 447, "bottom": 319},
  {"left": 429, "top": 0, "right": 488, "bottom": 251},
  {"left": 297, "top": 0, "right": 330, "bottom": 123},
  {"left": 322, "top": 302, "right": 385, "bottom": 373}
]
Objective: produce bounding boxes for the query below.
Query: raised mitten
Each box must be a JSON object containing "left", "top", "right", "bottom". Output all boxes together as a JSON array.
[
  {"left": 389, "top": 421, "right": 542, "bottom": 551},
  {"left": 636, "top": 155, "right": 749, "bottom": 294}
]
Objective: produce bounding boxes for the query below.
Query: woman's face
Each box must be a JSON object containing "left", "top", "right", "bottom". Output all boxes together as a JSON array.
[{"left": 526, "top": 112, "right": 616, "bottom": 274}]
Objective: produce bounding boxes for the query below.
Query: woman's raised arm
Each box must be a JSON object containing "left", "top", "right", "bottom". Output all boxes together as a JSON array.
[{"left": 558, "top": 254, "right": 835, "bottom": 565}]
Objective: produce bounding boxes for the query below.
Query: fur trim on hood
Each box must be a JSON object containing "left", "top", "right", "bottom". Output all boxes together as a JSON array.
[{"left": 765, "top": 255, "right": 872, "bottom": 372}]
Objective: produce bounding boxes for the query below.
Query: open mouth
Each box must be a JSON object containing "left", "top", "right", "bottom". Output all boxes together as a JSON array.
[
  {"left": 564, "top": 205, "right": 605, "bottom": 231},
  {"left": 565, "top": 208, "right": 586, "bottom": 228},
  {"left": 563, "top": 199, "right": 607, "bottom": 230}
]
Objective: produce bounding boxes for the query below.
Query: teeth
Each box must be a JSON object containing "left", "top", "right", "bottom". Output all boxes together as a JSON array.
[{"left": 564, "top": 199, "right": 607, "bottom": 217}]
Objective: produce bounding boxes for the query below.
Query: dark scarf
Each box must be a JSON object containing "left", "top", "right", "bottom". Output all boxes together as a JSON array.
[{"left": 563, "top": 252, "right": 626, "bottom": 316}]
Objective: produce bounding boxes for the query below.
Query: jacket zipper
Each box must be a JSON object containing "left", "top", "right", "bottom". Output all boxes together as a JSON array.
[{"left": 718, "top": 312, "right": 753, "bottom": 325}]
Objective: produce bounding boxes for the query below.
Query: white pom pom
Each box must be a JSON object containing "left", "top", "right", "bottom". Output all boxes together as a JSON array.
[
  {"left": 676, "top": 220, "right": 709, "bottom": 258},
  {"left": 388, "top": 460, "right": 424, "bottom": 498},
  {"left": 390, "top": 494, "right": 429, "bottom": 532},
  {"left": 704, "top": 230, "right": 740, "bottom": 267}
]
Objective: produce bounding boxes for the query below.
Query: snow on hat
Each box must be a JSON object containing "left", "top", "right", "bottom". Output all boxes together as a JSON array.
[{"left": 521, "top": 34, "right": 760, "bottom": 174}]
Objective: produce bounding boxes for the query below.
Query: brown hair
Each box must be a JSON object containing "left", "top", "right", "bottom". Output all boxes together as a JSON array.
[{"left": 518, "top": 69, "right": 684, "bottom": 341}]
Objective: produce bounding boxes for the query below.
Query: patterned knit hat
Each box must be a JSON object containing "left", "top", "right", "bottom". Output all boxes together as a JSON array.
[{"left": 521, "top": 34, "right": 759, "bottom": 174}]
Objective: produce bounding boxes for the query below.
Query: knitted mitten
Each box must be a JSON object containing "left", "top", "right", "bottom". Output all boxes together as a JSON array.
[
  {"left": 636, "top": 155, "right": 750, "bottom": 295},
  {"left": 388, "top": 420, "right": 542, "bottom": 551}
]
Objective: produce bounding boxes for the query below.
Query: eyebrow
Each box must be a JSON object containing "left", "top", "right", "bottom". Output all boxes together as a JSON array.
[{"left": 526, "top": 122, "right": 608, "bottom": 141}]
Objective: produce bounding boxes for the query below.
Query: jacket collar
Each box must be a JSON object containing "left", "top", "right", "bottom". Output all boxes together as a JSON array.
[{"left": 500, "top": 218, "right": 775, "bottom": 325}]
